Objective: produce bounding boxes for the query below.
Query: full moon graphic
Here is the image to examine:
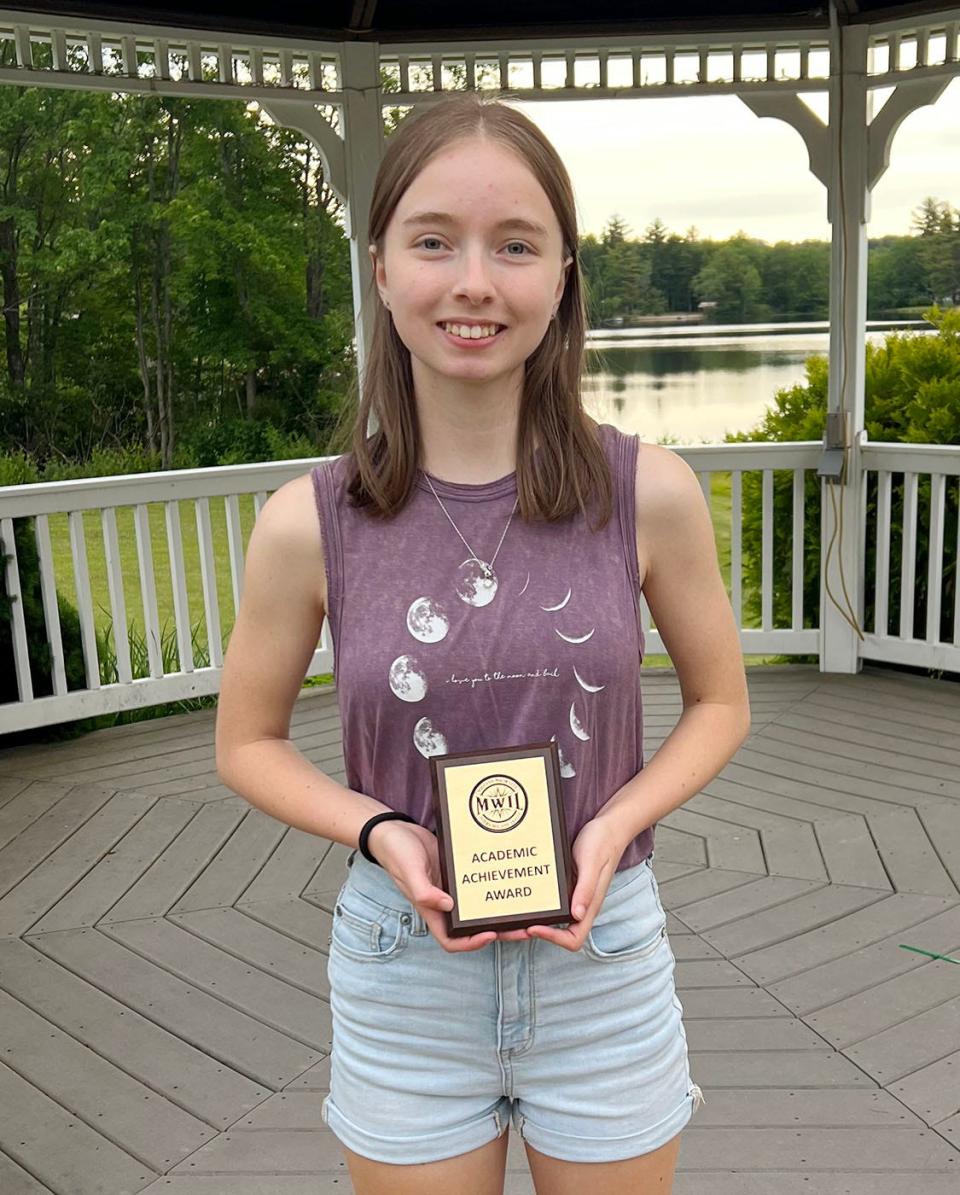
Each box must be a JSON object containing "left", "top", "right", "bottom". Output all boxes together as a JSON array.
[
  {"left": 456, "top": 558, "right": 497, "bottom": 607},
  {"left": 413, "top": 717, "right": 448, "bottom": 757},
  {"left": 406, "top": 596, "right": 449, "bottom": 643},
  {"left": 388, "top": 654, "right": 428, "bottom": 702}
]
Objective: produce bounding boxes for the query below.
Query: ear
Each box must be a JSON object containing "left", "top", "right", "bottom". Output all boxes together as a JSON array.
[
  {"left": 369, "top": 244, "right": 388, "bottom": 302},
  {"left": 554, "top": 255, "right": 573, "bottom": 306}
]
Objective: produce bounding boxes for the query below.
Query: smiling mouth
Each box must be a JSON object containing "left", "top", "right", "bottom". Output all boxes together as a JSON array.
[{"left": 438, "top": 321, "right": 505, "bottom": 341}]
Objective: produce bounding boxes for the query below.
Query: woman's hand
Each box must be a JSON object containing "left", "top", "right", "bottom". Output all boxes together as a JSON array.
[
  {"left": 498, "top": 816, "right": 626, "bottom": 950},
  {"left": 368, "top": 820, "right": 498, "bottom": 953}
]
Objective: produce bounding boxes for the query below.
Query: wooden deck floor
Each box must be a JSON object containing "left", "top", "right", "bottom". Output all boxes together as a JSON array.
[{"left": 1, "top": 662, "right": 959, "bottom": 1193}]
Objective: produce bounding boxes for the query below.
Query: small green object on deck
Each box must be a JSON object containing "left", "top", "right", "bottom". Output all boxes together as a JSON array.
[{"left": 899, "top": 944, "right": 960, "bottom": 965}]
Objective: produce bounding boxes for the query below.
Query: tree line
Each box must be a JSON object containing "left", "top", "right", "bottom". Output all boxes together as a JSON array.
[
  {"left": 0, "top": 64, "right": 956, "bottom": 476},
  {"left": 581, "top": 199, "right": 960, "bottom": 325}
]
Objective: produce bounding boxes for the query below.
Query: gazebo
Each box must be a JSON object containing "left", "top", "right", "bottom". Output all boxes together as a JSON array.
[{"left": 0, "top": 3, "right": 959, "bottom": 1192}]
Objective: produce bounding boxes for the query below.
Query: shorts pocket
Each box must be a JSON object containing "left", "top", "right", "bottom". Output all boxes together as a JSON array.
[
  {"left": 582, "top": 875, "right": 666, "bottom": 963},
  {"left": 330, "top": 884, "right": 411, "bottom": 963}
]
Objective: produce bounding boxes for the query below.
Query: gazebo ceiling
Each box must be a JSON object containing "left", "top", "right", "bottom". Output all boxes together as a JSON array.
[{"left": 9, "top": 0, "right": 960, "bottom": 41}]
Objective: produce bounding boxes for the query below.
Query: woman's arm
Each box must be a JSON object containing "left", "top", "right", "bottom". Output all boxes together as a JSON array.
[
  {"left": 215, "top": 473, "right": 495, "bottom": 952},
  {"left": 215, "top": 473, "right": 396, "bottom": 850},
  {"left": 593, "top": 441, "right": 752, "bottom": 847}
]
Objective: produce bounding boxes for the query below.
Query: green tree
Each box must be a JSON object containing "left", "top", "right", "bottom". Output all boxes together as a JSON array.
[
  {"left": 726, "top": 306, "right": 960, "bottom": 642},
  {"left": 693, "top": 235, "right": 767, "bottom": 322}
]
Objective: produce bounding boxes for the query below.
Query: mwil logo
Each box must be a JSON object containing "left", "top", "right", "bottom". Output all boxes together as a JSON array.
[{"left": 469, "top": 774, "right": 529, "bottom": 834}]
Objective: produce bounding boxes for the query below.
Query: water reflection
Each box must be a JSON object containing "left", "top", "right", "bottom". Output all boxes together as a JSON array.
[{"left": 582, "top": 322, "right": 930, "bottom": 444}]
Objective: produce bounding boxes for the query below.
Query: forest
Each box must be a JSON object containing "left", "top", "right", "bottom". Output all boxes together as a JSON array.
[{"left": 0, "top": 78, "right": 956, "bottom": 479}]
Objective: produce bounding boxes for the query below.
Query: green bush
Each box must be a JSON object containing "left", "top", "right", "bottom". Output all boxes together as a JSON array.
[{"left": 726, "top": 306, "right": 959, "bottom": 643}]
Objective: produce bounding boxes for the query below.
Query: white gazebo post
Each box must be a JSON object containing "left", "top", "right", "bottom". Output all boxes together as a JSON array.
[
  {"left": 264, "top": 42, "right": 383, "bottom": 400},
  {"left": 338, "top": 41, "right": 384, "bottom": 381},
  {"left": 740, "top": 6, "right": 955, "bottom": 674},
  {"left": 819, "top": 18, "right": 870, "bottom": 674}
]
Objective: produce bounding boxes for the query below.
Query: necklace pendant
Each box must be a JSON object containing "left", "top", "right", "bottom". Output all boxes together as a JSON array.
[{"left": 456, "top": 557, "right": 498, "bottom": 607}]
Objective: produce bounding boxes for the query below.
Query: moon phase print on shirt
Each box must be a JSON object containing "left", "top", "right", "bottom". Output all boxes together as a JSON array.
[
  {"left": 406, "top": 597, "right": 450, "bottom": 643},
  {"left": 414, "top": 716, "right": 448, "bottom": 758},
  {"left": 456, "top": 557, "right": 498, "bottom": 607},
  {"left": 551, "top": 733, "right": 576, "bottom": 778},
  {"left": 389, "top": 520, "right": 608, "bottom": 776},
  {"left": 389, "top": 654, "right": 428, "bottom": 702},
  {"left": 569, "top": 700, "right": 591, "bottom": 742},
  {"left": 540, "top": 586, "right": 571, "bottom": 612},
  {"left": 555, "top": 626, "right": 595, "bottom": 644},
  {"left": 574, "top": 666, "right": 605, "bottom": 693}
]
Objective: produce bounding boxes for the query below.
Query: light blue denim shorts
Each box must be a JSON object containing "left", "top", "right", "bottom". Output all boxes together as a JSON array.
[{"left": 321, "top": 847, "right": 705, "bottom": 1165}]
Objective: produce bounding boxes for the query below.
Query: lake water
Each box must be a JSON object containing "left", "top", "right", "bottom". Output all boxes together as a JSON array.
[{"left": 582, "top": 319, "right": 930, "bottom": 444}]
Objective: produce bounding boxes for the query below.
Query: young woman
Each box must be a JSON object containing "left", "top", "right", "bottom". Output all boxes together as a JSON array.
[{"left": 216, "top": 93, "right": 750, "bottom": 1195}]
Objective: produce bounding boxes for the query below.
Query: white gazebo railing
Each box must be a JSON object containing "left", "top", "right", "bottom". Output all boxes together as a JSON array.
[
  {"left": 3, "top": 439, "right": 958, "bottom": 733},
  {"left": 0, "top": 1, "right": 959, "bottom": 731}
]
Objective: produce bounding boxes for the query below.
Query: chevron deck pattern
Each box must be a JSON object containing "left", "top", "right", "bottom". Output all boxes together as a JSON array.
[{"left": 0, "top": 663, "right": 958, "bottom": 1193}]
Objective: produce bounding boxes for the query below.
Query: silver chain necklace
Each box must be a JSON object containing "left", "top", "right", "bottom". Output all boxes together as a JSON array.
[{"left": 423, "top": 472, "right": 519, "bottom": 608}]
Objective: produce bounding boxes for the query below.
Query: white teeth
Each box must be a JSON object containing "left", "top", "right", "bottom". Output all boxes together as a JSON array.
[{"left": 443, "top": 322, "right": 500, "bottom": 340}]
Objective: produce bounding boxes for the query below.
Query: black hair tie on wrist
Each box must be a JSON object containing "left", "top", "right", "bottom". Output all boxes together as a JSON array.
[{"left": 358, "top": 811, "right": 418, "bottom": 866}]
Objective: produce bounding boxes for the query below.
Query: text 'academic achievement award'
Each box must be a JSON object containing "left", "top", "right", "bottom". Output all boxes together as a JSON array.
[{"left": 429, "top": 740, "right": 574, "bottom": 936}]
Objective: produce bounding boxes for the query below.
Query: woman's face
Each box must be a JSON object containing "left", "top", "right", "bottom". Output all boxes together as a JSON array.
[{"left": 373, "top": 136, "right": 571, "bottom": 390}]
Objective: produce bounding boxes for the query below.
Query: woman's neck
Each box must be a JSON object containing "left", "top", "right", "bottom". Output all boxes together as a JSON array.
[{"left": 414, "top": 370, "right": 524, "bottom": 485}]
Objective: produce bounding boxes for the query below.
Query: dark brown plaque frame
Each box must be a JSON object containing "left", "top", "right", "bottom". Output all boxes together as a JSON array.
[{"left": 429, "top": 740, "right": 574, "bottom": 937}]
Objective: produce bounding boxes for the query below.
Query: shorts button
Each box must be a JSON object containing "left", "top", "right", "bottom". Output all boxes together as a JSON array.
[
  {"left": 400, "top": 914, "right": 411, "bottom": 926},
  {"left": 335, "top": 905, "right": 342, "bottom": 916}
]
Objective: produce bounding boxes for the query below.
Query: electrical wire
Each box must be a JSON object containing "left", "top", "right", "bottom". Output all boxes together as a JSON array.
[{"left": 824, "top": 0, "right": 866, "bottom": 644}]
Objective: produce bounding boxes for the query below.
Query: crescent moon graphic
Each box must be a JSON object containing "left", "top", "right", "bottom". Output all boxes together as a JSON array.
[
  {"left": 518, "top": 572, "right": 530, "bottom": 596},
  {"left": 555, "top": 627, "right": 595, "bottom": 644},
  {"left": 551, "top": 734, "right": 576, "bottom": 779},
  {"left": 574, "top": 666, "right": 605, "bottom": 693},
  {"left": 540, "top": 587, "right": 572, "bottom": 612},
  {"left": 569, "top": 701, "right": 590, "bottom": 742}
]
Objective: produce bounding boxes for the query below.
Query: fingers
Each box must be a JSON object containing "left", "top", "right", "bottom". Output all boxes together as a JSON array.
[
  {"left": 413, "top": 884, "right": 454, "bottom": 913},
  {"left": 525, "top": 922, "right": 583, "bottom": 950},
  {"left": 421, "top": 905, "right": 497, "bottom": 952}
]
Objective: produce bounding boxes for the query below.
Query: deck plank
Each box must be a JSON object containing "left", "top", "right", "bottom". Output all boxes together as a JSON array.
[
  {"left": 32, "top": 927, "right": 327, "bottom": 1089},
  {"left": 0, "top": 937, "right": 268, "bottom": 1124},
  {"left": 1, "top": 663, "right": 958, "bottom": 1190}
]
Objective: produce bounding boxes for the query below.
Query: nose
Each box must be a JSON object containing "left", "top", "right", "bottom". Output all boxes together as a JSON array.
[{"left": 453, "top": 247, "right": 496, "bottom": 306}]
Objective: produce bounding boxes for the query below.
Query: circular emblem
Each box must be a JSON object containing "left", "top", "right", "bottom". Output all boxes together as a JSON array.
[{"left": 469, "top": 774, "right": 529, "bottom": 833}]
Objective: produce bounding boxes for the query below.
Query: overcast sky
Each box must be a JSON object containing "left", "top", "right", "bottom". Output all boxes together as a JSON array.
[{"left": 517, "top": 77, "right": 960, "bottom": 244}]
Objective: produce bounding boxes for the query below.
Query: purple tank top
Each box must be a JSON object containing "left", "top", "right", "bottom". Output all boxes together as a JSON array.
[{"left": 310, "top": 421, "right": 653, "bottom": 873}]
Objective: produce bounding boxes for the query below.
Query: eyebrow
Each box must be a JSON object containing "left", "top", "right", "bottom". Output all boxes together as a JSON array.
[{"left": 401, "top": 211, "right": 550, "bottom": 237}]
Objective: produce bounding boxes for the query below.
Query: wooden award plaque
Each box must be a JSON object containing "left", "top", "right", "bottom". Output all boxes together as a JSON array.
[{"left": 429, "top": 740, "right": 574, "bottom": 937}]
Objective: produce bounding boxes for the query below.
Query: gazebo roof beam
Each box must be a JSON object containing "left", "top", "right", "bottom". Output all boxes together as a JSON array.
[{"left": 9, "top": 0, "right": 960, "bottom": 41}]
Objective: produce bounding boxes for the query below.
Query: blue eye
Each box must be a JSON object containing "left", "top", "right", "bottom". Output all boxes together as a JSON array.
[
  {"left": 505, "top": 242, "right": 530, "bottom": 255},
  {"left": 413, "top": 236, "right": 533, "bottom": 255},
  {"left": 417, "top": 237, "right": 445, "bottom": 250}
]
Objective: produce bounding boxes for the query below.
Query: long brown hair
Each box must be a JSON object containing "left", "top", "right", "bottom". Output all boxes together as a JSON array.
[{"left": 344, "top": 92, "right": 613, "bottom": 530}]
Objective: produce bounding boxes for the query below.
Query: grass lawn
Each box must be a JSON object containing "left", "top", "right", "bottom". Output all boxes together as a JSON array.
[{"left": 40, "top": 468, "right": 783, "bottom": 687}]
